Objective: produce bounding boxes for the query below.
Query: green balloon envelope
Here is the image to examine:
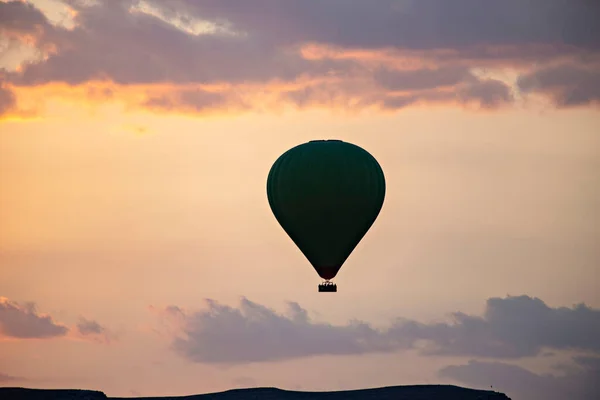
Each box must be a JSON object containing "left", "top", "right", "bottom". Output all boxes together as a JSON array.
[{"left": 267, "top": 140, "right": 386, "bottom": 280}]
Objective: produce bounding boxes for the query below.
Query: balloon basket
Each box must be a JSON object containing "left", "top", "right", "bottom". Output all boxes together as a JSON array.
[{"left": 318, "top": 281, "right": 337, "bottom": 292}]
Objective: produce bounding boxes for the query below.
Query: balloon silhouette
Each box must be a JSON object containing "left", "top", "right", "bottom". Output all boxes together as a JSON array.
[{"left": 267, "top": 140, "right": 386, "bottom": 292}]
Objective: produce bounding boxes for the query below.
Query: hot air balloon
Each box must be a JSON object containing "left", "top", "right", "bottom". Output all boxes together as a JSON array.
[{"left": 267, "top": 140, "right": 386, "bottom": 292}]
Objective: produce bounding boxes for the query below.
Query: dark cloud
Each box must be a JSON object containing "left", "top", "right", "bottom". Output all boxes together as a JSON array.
[
  {"left": 457, "top": 78, "right": 514, "bottom": 109},
  {"left": 3, "top": 0, "right": 355, "bottom": 86},
  {"left": 0, "top": 0, "right": 61, "bottom": 60},
  {"left": 0, "top": 0, "right": 49, "bottom": 37},
  {"left": 0, "top": 297, "right": 68, "bottom": 339},
  {"left": 0, "top": 0, "right": 598, "bottom": 112},
  {"left": 148, "top": 0, "right": 600, "bottom": 51},
  {"left": 155, "top": 295, "right": 599, "bottom": 364},
  {"left": 517, "top": 62, "right": 600, "bottom": 107},
  {"left": 439, "top": 356, "right": 600, "bottom": 400}
]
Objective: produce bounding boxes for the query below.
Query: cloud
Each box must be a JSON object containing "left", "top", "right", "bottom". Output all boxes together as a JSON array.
[
  {"left": 0, "top": 0, "right": 598, "bottom": 115},
  {"left": 373, "top": 66, "right": 472, "bottom": 91},
  {"left": 75, "top": 317, "right": 115, "bottom": 344},
  {"left": 147, "top": 72, "right": 515, "bottom": 114},
  {"left": 0, "top": 297, "right": 68, "bottom": 339},
  {"left": 0, "top": 72, "right": 17, "bottom": 116},
  {"left": 154, "top": 298, "right": 394, "bottom": 364},
  {"left": 142, "top": 89, "right": 243, "bottom": 113},
  {"left": 76, "top": 318, "right": 105, "bottom": 335},
  {"left": 145, "top": 0, "right": 600, "bottom": 51},
  {"left": 391, "top": 295, "right": 600, "bottom": 358},
  {"left": 153, "top": 295, "right": 600, "bottom": 364},
  {"left": 0, "top": 297, "right": 114, "bottom": 343},
  {"left": 0, "top": 83, "right": 16, "bottom": 116},
  {"left": 457, "top": 78, "right": 514, "bottom": 109},
  {"left": 3, "top": 0, "right": 353, "bottom": 86},
  {"left": 439, "top": 356, "right": 600, "bottom": 400},
  {"left": 286, "top": 68, "right": 515, "bottom": 111},
  {"left": 517, "top": 62, "right": 600, "bottom": 107},
  {"left": 0, "top": 1, "right": 49, "bottom": 38}
]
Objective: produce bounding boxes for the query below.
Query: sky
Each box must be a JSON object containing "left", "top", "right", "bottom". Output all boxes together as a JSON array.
[{"left": 0, "top": 1, "right": 599, "bottom": 399}]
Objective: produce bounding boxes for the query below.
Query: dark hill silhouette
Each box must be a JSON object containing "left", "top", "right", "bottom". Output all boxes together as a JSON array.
[{"left": 1, "top": 385, "right": 510, "bottom": 400}]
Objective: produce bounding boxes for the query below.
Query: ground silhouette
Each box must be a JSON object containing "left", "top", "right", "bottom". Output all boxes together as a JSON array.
[{"left": 1, "top": 385, "right": 510, "bottom": 400}]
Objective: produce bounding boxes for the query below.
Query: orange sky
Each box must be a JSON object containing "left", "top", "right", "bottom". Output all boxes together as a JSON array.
[{"left": 1, "top": 1, "right": 599, "bottom": 399}]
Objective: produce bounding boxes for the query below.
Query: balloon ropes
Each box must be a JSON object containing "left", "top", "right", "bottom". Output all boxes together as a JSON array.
[{"left": 267, "top": 140, "right": 386, "bottom": 292}]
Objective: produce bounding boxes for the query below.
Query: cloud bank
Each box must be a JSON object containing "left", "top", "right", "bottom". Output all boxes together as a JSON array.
[
  {"left": 0, "top": 0, "right": 598, "bottom": 117},
  {"left": 154, "top": 295, "right": 600, "bottom": 364}
]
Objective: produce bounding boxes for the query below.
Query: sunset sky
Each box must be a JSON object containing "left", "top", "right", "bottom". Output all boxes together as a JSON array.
[{"left": 0, "top": 1, "right": 599, "bottom": 399}]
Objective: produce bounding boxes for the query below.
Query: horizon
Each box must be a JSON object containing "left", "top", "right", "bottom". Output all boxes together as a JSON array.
[
  {"left": 1, "top": 1, "right": 599, "bottom": 400},
  {"left": 0, "top": 384, "right": 506, "bottom": 395}
]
